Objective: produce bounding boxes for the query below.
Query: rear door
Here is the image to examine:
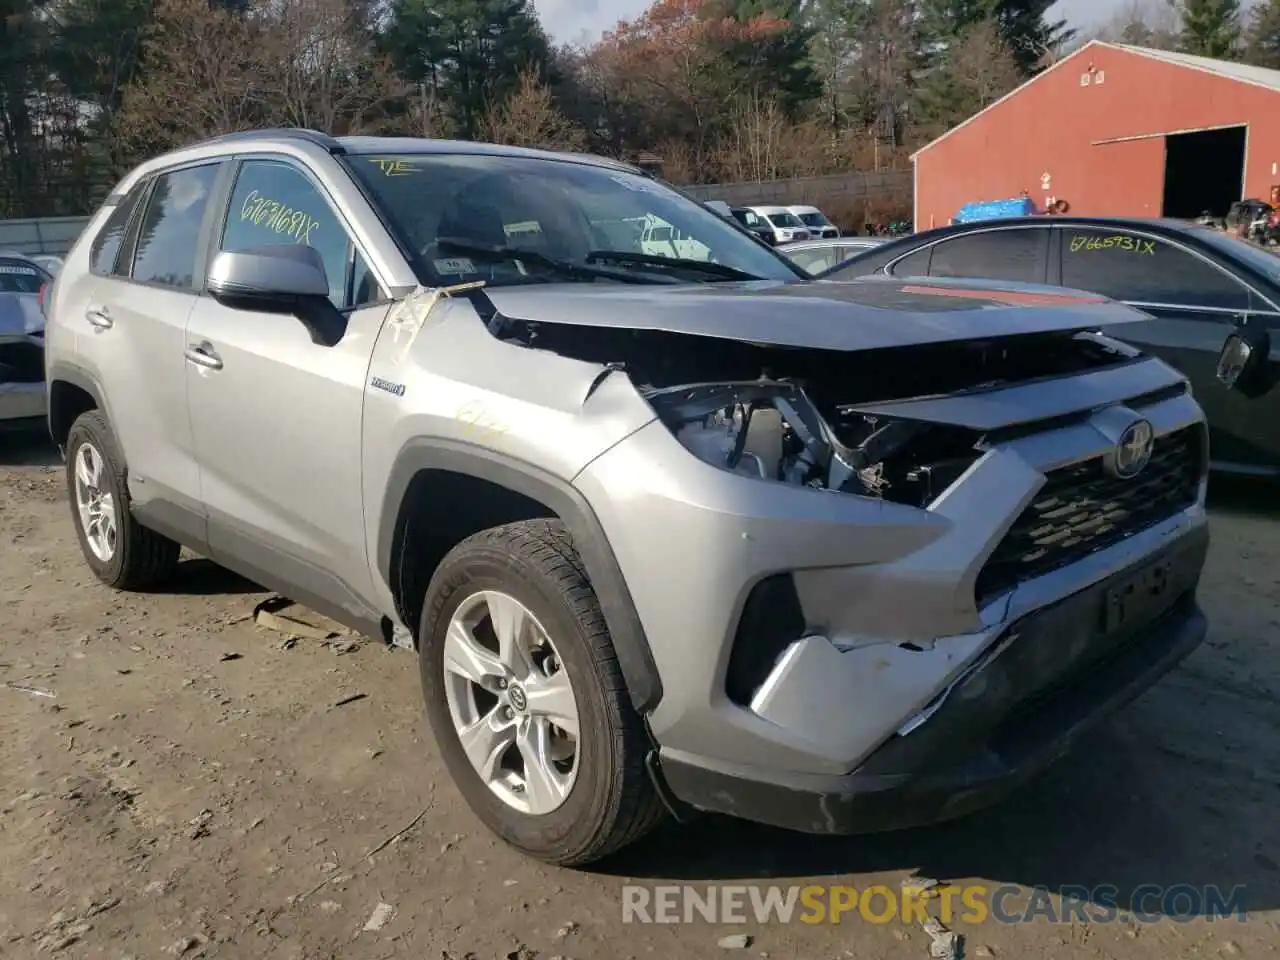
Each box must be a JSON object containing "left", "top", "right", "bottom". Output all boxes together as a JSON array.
[
  {"left": 904, "top": 225, "right": 1051, "bottom": 284},
  {"left": 1054, "top": 224, "right": 1280, "bottom": 470},
  {"left": 61, "top": 161, "right": 225, "bottom": 544}
]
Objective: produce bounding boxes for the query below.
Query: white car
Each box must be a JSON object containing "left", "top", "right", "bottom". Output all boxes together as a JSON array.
[
  {"left": 0, "top": 250, "right": 52, "bottom": 425},
  {"left": 27, "top": 254, "right": 65, "bottom": 276},
  {"left": 742, "top": 206, "right": 812, "bottom": 244},
  {"left": 788, "top": 205, "right": 840, "bottom": 239},
  {"left": 779, "top": 237, "right": 888, "bottom": 275}
]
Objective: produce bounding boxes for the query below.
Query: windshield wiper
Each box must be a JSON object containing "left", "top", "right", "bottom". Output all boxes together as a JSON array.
[
  {"left": 433, "top": 239, "right": 670, "bottom": 285},
  {"left": 585, "top": 250, "right": 765, "bottom": 282}
]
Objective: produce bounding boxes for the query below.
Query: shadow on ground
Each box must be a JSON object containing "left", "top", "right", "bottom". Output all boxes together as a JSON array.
[
  {"left": 1207, "top": 473, "right": 1279, "bottom": 518},
  {"left": 147, "top": 557, "right": 264, "bottom": 596},
  {"left": 0, "top": 428, "right": 60, "bottom": 467},
  {"left": 604, "top": 723, "right": 1280, "bottom": 918}
]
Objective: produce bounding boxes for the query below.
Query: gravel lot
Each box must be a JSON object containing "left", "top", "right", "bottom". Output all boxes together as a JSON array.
[{"left": 2, "top": 431, "right": 1279, "bottom": 960}]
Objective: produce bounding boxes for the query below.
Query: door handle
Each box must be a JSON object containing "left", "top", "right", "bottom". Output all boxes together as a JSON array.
[
  {"left": 184, "top": 342, "right": 223, "bottom": 370},
  {"left": 85, "top": 307, "right": 112, "bottom": 329}
]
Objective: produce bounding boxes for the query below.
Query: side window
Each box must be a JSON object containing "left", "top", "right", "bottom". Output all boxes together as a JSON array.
[
  {"left": 351, "top": 250, "right": 384, "bottom": 307},
  {"left": 889, "top": 245, "right": 932, "bottom": 277},
  {"left": 1060, "top": 228, "right": 1250, "bottom": 310},
  {"left": 788, "top": 247, "right": 836, "bottom": 275},
  {"left": 927, "top": 229, "right": 1047, "bottom": 283},
  {"left": 90, "top": 181, "right": 149, "bottom": 276},
  {"left": 131, "top": 164, "right": 220, "bottom": 290},
  {"left": 221, "top": 160, "right": 351, "bottom": 308}
]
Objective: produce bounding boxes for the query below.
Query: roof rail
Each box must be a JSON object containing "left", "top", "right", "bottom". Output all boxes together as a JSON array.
[{"left": 193, "top": 128, "right": 346, "bottom": 154}]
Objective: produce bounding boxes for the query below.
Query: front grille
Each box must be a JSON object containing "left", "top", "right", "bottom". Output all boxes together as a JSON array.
[
  {"left": 975, "top": 426, "right": 1201, "bottom": 604},
  {"left": 0, "top": 342, "right": 44, "bottom": 383}
]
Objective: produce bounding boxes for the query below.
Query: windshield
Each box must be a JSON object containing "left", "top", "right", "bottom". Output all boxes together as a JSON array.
[
  {"left": 765, "top": 211, "right": 805, "bottom": 228},
  {"left": 798, "top": 212, "right": 832, "bottom": 228},
  {"left": 0, "top": 259, "right": 48, "bottom": 294},
  {"left": 345, "top": 153, "right": 803, "bottom": 287},
  {"left": 1195, "top": 227, "right": 1280, "bottom": 284}
]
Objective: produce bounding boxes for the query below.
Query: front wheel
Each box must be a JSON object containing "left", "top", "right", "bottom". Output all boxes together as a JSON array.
[{"left": 419, "top": 519, "right": 664, "bottom": 866}]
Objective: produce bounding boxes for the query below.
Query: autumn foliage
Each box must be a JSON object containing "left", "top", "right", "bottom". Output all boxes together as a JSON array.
[{"left": 2, "top": 0, "right": 1069, "bottom": 219}]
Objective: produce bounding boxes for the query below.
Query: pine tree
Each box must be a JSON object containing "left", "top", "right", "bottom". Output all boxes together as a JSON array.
[
  {"left": 1180, "top": 0, "right": 1242, "bottom": 58},
  {"left": 383, "top": 0, "right": 554, "bottom": 138}
]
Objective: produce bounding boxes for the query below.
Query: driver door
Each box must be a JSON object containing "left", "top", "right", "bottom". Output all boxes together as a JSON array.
[{"left": 184, "top": 155, "right": 391, "bottom": 624}]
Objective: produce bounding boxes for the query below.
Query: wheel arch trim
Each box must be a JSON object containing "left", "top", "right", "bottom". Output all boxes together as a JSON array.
[
  {"left": 45, "top": 361, "right": 110, "bottom": 447},
  {"left": 377, "top": 438, "right": 663, "bottom": 714}
]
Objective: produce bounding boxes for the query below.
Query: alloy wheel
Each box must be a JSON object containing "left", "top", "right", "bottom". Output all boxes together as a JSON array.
[
  {"left": 73, "top": 441, "right": 117, "bottom": 563},
  {"left": 442, "top": 590, "right": 580, "bottom": 815}
]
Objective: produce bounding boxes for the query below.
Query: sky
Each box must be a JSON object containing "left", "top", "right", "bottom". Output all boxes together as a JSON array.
[{"left": 536, "top": 0, "right": 1109, "bottom": 47}]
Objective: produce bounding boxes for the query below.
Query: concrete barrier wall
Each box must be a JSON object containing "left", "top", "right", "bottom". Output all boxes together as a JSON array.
[
  {"left": 681, "top": 170, "right": 912, "bottom": 208},
  {"left": 0, "top": 216, "right": 91, "bottom": 255}
]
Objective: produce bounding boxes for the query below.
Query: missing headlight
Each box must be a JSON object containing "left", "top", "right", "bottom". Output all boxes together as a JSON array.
[
  {"left": 647, "top": 382, "right": 826, "bottom": 486},
  {"left": 644, "top": 380, "right": 983, "bottom": 507}
]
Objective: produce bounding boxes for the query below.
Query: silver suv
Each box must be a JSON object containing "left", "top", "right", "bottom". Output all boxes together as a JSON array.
[{"left": 45, "top": 130, "right": 1212, "bottom": 865}]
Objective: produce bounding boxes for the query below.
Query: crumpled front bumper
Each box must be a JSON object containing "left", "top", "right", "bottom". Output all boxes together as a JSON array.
[
  {"left": 574, "top": 370, "right": 1209, "bottom": 803},
  {"left": 659, "top": 531, "right": 1208, "bottom": 834}
]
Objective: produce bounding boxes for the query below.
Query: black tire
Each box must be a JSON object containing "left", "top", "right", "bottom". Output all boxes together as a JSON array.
[
  {"left": 420, "top": 519, "right": 665, "bottom": 866},
  {"left": 65, "top": 410, "right": 181, "bottom": 589}
]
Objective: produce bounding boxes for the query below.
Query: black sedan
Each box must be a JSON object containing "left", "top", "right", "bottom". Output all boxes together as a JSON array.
[{"left": 825, "top": 216, "right": 1280, "bottom": 476}]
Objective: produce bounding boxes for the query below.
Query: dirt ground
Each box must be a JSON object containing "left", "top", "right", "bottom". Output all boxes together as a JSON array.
[{"left": 2, "top": 431, "right": 1279, "bottom": 960}]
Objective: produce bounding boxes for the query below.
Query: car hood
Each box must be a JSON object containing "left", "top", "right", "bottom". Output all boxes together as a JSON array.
[
  {"left": 0, "top": 292, "right": 43, "bottom": 340},
  {"left": 482, "top": 276, "right": 1148, "bottom": 351}
]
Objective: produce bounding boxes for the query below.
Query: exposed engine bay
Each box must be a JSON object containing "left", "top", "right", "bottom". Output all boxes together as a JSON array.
[{"left": 495, "top": 315, "right": 1141, "bottom": 509}]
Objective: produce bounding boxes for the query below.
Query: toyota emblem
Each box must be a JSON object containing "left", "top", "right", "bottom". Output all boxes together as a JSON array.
[{"left": 1109, "top": 419, "right": 1155, "bottom": 479}]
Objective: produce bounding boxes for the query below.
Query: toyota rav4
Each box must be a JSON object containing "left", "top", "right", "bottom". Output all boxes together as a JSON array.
[{"left": 43, "top": 129, "right": 1211, "bottom": 865}]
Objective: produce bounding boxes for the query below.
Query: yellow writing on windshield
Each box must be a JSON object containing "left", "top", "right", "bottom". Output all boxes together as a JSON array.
[
  {"left": 1069, "top": 235, "right": 1157, "bottom": 255},
  {"left": 239, "top": 190, "right": 320, "bottom": 244},
  {"left": 369, "top": 158, "right": 417, "bottom": 177}
]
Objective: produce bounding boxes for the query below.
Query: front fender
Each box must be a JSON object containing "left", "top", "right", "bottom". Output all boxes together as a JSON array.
[{"left": 376, "top": 438, "right": 663, "bottom": 714}]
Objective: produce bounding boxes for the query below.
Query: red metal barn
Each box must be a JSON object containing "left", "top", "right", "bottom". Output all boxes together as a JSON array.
[{"left": 912, "top": 40, "right": 1280, "bottom": 231}]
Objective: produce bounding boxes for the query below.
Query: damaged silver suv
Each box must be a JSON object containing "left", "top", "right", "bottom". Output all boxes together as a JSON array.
[{"left": 44, "top": 130, "right": 1212, "bottom": 865}]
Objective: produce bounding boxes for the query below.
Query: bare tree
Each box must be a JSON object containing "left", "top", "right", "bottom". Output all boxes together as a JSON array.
[
  {"left": 1094, "top": 0, "right": 1181, "bottom": 48},
  {"left": 116, "top": 0, "right": 267, "bottom": 152},
  {"left": 946, "top": 21, "right": 1024, "bottom": 113},
  {"left": 714, "top": 91, "right": 836, "bottom": 183},
  {"left": 255, "top": 0, "right": 407, "bottom": 135},
  {"left": 117, "top": 0, "right": 405, "bottom": 157},
  {"left": 720, "top": 91, "right": 791, "bottom": 182},
  {"left": 479, "top": 67, "right": 587, "bottom": 152}
]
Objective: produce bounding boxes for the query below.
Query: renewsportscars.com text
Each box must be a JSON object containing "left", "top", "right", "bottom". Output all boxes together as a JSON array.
[{"left": 621, "top": 883, "right": 1248, "bottom": 926}]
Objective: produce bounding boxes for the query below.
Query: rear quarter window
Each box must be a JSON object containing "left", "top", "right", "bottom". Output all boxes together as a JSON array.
[
  {"left": 89, "top": 181, "right": 150, "bottom": 276},
  {"left": 888, "top": 245, "right": 932, "bottom": 277},
  {"left": 1060, "top": 228, "right": 1250, "bottom": 310}
]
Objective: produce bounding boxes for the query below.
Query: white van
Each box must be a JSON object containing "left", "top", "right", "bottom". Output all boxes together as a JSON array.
[
  {"left": 742, "top": 206, "right": 812, "bottom": 244},
  {"left": 788, "top": 205, "right": 840, "bottom": 239}
]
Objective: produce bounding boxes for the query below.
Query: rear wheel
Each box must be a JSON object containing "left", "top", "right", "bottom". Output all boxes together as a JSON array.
[
  {"left": 66, "top": 411, "right": 180, "bottom": 589},
  {"left": 419, "top": 519, "right": 665, "bottom": 866}
]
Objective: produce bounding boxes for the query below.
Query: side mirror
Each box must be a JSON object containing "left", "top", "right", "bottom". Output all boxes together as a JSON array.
[
  {"left": 207, "top": 245, "right": 346, "bottom": 346},
  {"left": 1216, "top": 324, "right": 1274, "bottom": 399},
  {"left": 704, "top": 200, "right": 732, "bottom": 217}
]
